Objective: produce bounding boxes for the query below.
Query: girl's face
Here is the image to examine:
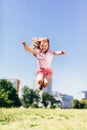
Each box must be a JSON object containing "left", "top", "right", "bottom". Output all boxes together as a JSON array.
[{"left": 40, "top": 41, "right": 49, "bottom": 53}]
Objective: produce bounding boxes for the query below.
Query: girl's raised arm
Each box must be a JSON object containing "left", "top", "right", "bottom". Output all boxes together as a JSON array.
[
  {"left": 22, "top": 42, "right": 37, "bottom": 55},
  {"left": 52, "top": 50, "right": 66, "bottom": 56}
]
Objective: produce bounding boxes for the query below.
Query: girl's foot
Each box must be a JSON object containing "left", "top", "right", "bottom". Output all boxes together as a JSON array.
[{"left": 39, "top": 85, "right": 44, "bottom": 90}]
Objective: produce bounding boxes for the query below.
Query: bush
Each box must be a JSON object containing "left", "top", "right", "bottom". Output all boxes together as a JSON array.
[
  {"left": 23, "top": 103, "right": 30, "bottom": 108},
  {"left": 72, "top": 99, "right": 80, "bottom": 109},
  {"left": 31, "top": 103, "right": 39, "bottom": 108},
  {"left": 84, "top": 104, "right": 87, "bottom": 109},
  {"left": 50, "top": 104, "right": 56, "bottom": 109}
]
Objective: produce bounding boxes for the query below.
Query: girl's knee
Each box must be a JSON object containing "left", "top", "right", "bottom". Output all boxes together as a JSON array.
[
  {"left": 44, "top": 78, "right": 50, "bottom": 87},
  {"left": 44, "top": 82, "right": 49, "bottom": 87},
  {"left": 37, "top": 80, "right": 43, "bottom": 85},
  {"left": 36, "top": 74, "right": 43, "bottom": 85}
]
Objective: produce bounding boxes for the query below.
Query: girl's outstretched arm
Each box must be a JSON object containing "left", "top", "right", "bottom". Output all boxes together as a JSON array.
[
  {"left": 22, "top": 42, "right": 37, "bottom": 55},
  {"left": 53, "top": 50, "right": 66, "bottom": 56},
  {"left": 32, "top": 37, "right": 48, "bottom": 42}
]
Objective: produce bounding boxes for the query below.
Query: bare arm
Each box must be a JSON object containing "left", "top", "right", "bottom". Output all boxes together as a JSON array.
[
  {"left": 22, "top": 42, "right": 37, "bottom": 55},
  {"left": 32, "top": 37, "right": 48, "bottom": 42},
  {"left": 52, "top": 50, "right": 66, "bottom": 56}
]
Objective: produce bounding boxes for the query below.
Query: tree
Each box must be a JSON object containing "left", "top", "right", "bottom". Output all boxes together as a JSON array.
[
  {"left": 72, "top": 99, "right": 80, "bottom": 109},
  {"left": 72, "top": 99, "right": 87, "bottom": 109},
  {"left": 42, "top": 92, "right": 56, "bottom": 108},
  {"left": 80, "top": 98, "right": 87, "bottom": 109},
  {"left": 84, "top": 104, "right": 87, "bottom": 108},
  {"left": 0, "top": 79, "right": 21, "bottom": 107},
  {"left": 22, "top": 86, "right": 40, "bottom": 107}
]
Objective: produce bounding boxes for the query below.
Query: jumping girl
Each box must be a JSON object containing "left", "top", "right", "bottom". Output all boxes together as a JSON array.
[{"left": 22, "top": 37, "right": 66, "bottom": 90}]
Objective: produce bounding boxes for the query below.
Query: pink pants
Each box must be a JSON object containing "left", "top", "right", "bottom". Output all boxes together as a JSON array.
[{"left": 36, "top": 68, "right": 53, "bottom": 78}]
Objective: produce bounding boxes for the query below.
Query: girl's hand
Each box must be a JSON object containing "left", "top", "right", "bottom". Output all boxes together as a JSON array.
[
  {"left": 61, "top": 51, "right": 67, "bottom": 55},
  {"left": 22, "top": 41, "right": 27, "bottom": 46}
]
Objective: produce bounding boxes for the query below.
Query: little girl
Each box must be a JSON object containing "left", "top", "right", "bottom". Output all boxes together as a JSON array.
[{"left": 22, "top": 37, "right": 66, "bottom": 90}]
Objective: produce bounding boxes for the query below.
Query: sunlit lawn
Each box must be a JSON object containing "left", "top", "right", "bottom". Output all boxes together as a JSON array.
[{"left": 0, "top": 108, "right": 87, "bottom": 130}]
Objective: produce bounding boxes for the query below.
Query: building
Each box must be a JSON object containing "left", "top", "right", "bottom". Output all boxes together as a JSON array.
[
  {"left": 77, "top": 91, "right": 87, "bottom": 100},
  {"left": 7, "top": 78, "right": 20, "bottom": 92},
  {"left": 52, "top": 91, "right": 73, "bottom": 108},
  {"left": 60, "top": 94, "right": 73, "bottom": 108}
]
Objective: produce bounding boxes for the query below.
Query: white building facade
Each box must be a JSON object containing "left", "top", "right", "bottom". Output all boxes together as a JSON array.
[
  {"left": 52, "top": 91, "right": 73, "bottom": 108},
  {"left": 77, "top": 91, "right": 87, "bottom": 100},
  {"left": 7, "top": 78, "right": 20, "bottom": 92}
]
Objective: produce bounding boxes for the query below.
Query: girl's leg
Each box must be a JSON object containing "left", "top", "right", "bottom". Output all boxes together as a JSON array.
[
  {"left": 43, "top": 74, "right": 52, "bottom": 87},
  {"left": 36, "top": 73, "right": 44, "bottom": 85}
]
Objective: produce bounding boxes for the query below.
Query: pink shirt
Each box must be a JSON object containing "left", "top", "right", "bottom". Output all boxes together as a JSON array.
[{"left": 36, "top": 50, "right": 54, "bottom": 69}]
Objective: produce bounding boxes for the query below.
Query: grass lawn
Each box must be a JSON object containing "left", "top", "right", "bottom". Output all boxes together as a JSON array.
[{"left": 0, "top": 108, "right": 87, "bottom": 130}]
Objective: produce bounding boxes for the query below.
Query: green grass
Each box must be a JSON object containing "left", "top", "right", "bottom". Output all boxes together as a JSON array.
[{"left": 0, "top": 108, "right": 87, "bottom": 130}]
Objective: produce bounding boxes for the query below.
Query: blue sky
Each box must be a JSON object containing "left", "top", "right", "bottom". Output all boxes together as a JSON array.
[{"left": 0, "top": 0, "right": 87, "bottom": 98}]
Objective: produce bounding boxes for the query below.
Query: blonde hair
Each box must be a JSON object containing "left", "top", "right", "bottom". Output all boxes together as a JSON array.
[{"left": 31, "top": 37, "right": 50, "bottom": 52}]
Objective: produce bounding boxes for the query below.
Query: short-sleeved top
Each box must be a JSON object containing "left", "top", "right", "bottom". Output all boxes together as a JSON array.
[{"left": 36, "top": 50, "right": 54, "bottom": 69}]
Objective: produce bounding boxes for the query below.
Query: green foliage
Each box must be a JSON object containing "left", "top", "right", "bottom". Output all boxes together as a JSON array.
[
  {"left": 72, "top": 99, "right": 80, "bottom": 109},
  {"left": 0, "top": 79, "right": 21, "bottom": 107},
  {"left": 31, "top": 102, "right": 39, "bottom": 108},
  {"left": 42, "top": 92, "right": 56, "bottom": 108},
  {"left": 80, "top": 99, "right": 87, "bottom": 109},
  {"left": 80, "top": 98, "right": 87, "bottom": 104},
  {"left": 84, "top": 104, "right": 87, "bottom": 108},
  {"left": 72, "top": 99, "right": 87, "bottom": 109},
  {"left": 22, "top": 86, "right": 40, "bottom": 107},
  {"left": 23, "top": 103, "right": 30, "bottom": 108},
  {"left": 50, "top": 104, "right": 56, "bottom": 109}
]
